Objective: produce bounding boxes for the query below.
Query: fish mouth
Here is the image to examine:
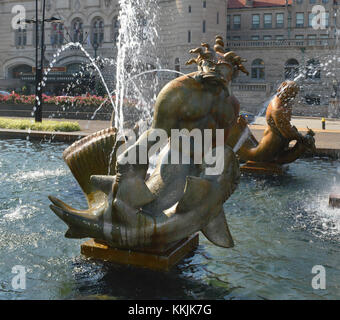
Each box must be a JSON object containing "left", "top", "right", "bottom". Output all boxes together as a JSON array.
[{"left": 48, "top": 196, "right": 105, "bottom": 239}]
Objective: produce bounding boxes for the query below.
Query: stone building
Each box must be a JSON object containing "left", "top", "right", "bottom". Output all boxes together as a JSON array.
[
  {"left": 0, "top": 0, "right": 227, "bottom": 94},
  {"left": 0, "top": 0, "right": 338, "bottom": 117},
  {"left": 227, "top": 0, "right": 340, "bottom": 115}
]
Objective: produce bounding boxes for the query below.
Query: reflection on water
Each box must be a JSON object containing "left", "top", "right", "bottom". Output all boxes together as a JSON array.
[{"left": 1, "top": 139, "right": 340, "bottom": 299}]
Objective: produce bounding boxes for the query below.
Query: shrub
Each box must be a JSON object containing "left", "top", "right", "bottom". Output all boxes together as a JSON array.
[
  {"left": 0, "top": 93, "right": 136, "bottom": 109},
  {"left": 0, "top": 118, "right": 81, "bottom": 132}
]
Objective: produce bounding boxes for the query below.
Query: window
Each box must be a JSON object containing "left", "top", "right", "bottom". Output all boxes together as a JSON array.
[
  {"left": 296, "top": 13, "right": 304, "bottom": 27},
  {"left": 188, "top": 5, "right": 191, "bottom": 13},
  {"left": 233, "top": 15, "right": 241, "bottom": 29},
  {"left": 264, "top": 14, "right": 272, "bottom": 28},
  {"left": 295, "top": 35, "right": 304, "bottom": 39},
  {"left": 203, "top": 20, "right": 206, "bottom": 33},
  {"left": 308, "top": 34, "right": 316, "bottom": 45},
  {"left": 227, "top": 15, "right": 231, "bottom": 30},
  {"left": 320, "top": 34, "right": 329, "bottom": 45},
  {"left": 252, "top": 14, "right": 260, "bottom": 28},
  {"left": 276, "top": 13, "right": 284, "bottom": 28},
  {"left": 322, "top": 0, "right": 329, "bottom": 3},
  {"left": 305, "top": 94, "right": 320, "bottom": 105},
  {"left": 306, "top": 58, "right": 321, "bottom": 79},
  {"left": 276, "top": 35, "right": 284, "bottom": 40},
  {"left": 91, "top": 18, "right": 104, "bottom": 46},
  {"left": 15, "top": 27, "right": 27, "bottom": 47},
  {"left": 251, "top": 59, "right": 265, "bottom": 80},
  {"left": 203, "top": 1, "right": 206, "bottom": 8},
  {"left": 188, "top": 30, "right": 191, "bottom": 43},
  {"left": 325, "top": 12, "right": 329, "bottom": 28},
  {"left": 51, "top": 23, "right": 64, "bottom": 48},
  {"left": 217, "top": 12, "right": 219, "bottom": 24},
  {"left": 263, "top": 35, "right": 272, "bottom": 40},
  {"left": 252, "top": 35, "right": 260, "bottom": 40},
  {"left": 308, "top": 13, "right": 316, "bottom": 27},
  {"left": 72, "top": 18, "right": 84, "bottom": 43},
  {"left": 112, "top": 16, "right": 120, "bottom": 43},
  {"left": 233, "top": 36, "right": 241, "bottom": 40},
  {"left": 296, "top": 0, "right": 303, "bottom": 3},
  {"left": 309, "top": 0, "right": 316, "bottom": 3},
  {"left": 285, "top": 59, "right": 299, "bottom": 79}
]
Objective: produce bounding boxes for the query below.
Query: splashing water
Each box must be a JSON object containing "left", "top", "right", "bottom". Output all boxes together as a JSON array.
[
  {"left": 114, "top": 0, "right": 162, "bottom": 134},
  {"left": 233, "top": 126, "right": 251, "bottom": 153},
  {"left": 37, "top": 42, "right": 118, "bottom": 119}
]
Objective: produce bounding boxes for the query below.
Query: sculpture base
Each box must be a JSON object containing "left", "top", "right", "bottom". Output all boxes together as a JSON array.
[
  {"left": 240, "top": 161, "right": 288, "bottom": 175},
  {"left": 80, "top": 233, "right": 199, "bottom": 271},
  {"left": 329, "top": 194, "right": 340, "bottom": 208}
]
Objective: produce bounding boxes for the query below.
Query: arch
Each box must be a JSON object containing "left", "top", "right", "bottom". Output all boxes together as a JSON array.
[
  {"left": 251, "top": 59, "right": 265, "bottom": 80},
  {"left": 54, "top": 55, "right": 88, "bottom": 67},
  {"left": 112, "top": 15, "right": 120, "bottom": 43},
  {"left": 71, "top": 17, "right": 84, "bottom": 43},
  {"left": 306, "top": 58, "right": 320, "bottom": 79},
  {"left": 284, "top": 58, "right": 299, "bottom": 79},
  {"left": 50, "top": 22, "right": 64, "bottom": 48},
  {"left": 91, "top": 16, "right": 105, "bottom": 46},
  {"left": 8, "top": 64, "right": 32, "bottom": 79},
  {"left": 3, "top": 57, "right": 34, "bottom": 79},
  {"left": 15, "top": 27, "right": 27, "bottom": 48}
]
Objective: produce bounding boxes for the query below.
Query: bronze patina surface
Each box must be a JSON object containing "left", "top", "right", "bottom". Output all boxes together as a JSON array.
[
  {"left": 227, "top": 80, "right": 316, "bottom": 172},
  {"left": 81, "top": 234, "right": 199, "bottom": 271},
  {"left": 48, "top": 36, "right": 259, "bottom": 260}
]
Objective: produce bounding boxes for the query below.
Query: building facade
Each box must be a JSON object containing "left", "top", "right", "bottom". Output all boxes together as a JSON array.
[
  {"left": 0, "top": 0, "right": 338, "bottom": 116},
  {"left": 227, "top": 0, "right": 340, "bottom": 114},
  {"left": 0, "top": 0, "right": 227, "bottom": 94}
]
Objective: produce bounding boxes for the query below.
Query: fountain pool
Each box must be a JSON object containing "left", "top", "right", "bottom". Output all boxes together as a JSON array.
[{"left": 1, "top": 138, "right": 340, "bottom": 300}]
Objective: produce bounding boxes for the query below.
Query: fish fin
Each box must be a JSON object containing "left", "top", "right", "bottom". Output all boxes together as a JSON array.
[
  {"left": 201, "top": 210, "right": 234, "bottom": 248},
  {"left": 176, "top": 176, "right": 211, "bottom": 213},
  {"left": 63, "top": 127, "right": 118, "bottom": 207},
  {"left": 90, "top": 175, "right": 115, "bottom": 195},
  {"left": 116, "top": 177, "right": 155, "bottom": 208}
]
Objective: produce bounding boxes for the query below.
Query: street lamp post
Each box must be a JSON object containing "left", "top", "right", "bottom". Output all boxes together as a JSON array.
[{"left": 21, "top": 0, "right": 62, "bottom": 122}]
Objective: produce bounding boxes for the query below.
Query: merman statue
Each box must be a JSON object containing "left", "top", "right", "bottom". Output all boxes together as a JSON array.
[
  {"left": 226, "top": 80, "right": 316, "bottom": 172},
  {"left": 48, "top": 36, "right": 249, "bottom": 259}
]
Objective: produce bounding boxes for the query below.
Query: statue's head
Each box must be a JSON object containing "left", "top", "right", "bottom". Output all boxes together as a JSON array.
[
  {"left": 186, "top": 36, "right": 249, "bottom": 80},
  {"left": 277, "top": 80, "right": 299, "bottom": 103}
]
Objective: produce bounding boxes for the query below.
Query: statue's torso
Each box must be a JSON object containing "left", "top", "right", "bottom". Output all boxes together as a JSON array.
[{"left": 153, "top": 74, "right": 239, "bottom": 138}]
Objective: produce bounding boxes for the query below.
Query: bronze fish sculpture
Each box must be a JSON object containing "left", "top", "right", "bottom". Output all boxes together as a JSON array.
[{"left": 49, "top": 127, "right": 240, "bottom": 251}]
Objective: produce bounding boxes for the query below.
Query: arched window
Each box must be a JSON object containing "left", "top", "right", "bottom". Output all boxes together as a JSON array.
[
  {"left": 175, "top": 57, "right": 180, "bottom": 77},
  {"left": 112, "top": 16, "right": 120, "bottom": 43},
  {"left": 15, "top": 27, "right": 27, "bottom": 47},
  {"left": 91, "top": 18, "right": 104, "bottom": 46},
  {"left": 10, "top": 64, "right": 32, "bottom": 79},
  {"left": 72, "top": 18, "right": 83, "bottom": 43},
  {"left": 51, "top": 23, "right": 64, "bottom": 48},
  {"left": 251, "top": 59, "right": 265, "bottom": 80},
  {"left": 306, "top": 59, "right": 320, "bottom": 79},
  {"left": 285, "top": 59, "right": 299, "bottom": 79}
]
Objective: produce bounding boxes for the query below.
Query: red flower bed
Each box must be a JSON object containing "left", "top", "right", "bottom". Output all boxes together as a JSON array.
[{"left": 0, "top": 92, "right": 117, "bottom": 108}]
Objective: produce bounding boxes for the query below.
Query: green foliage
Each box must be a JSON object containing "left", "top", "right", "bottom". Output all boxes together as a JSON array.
[{"left": 0, "top": 118, "right": 81, "bottom": 132}]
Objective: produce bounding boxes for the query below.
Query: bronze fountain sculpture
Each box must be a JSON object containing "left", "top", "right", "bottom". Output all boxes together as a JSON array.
[
  {"left": 49, "top": 36, "right": 316, "bottom": 269},
  {"left": 226, "top": 80, "right": 316, "bottom": 174}
]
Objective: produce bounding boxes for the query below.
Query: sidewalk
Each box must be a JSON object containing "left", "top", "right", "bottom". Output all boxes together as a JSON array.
[
  {"left": 0, "top": 116, "right": 340, "bottom": 158},
  {"left": 253, "top": 116, "right": 340, "bottom": 132}
]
